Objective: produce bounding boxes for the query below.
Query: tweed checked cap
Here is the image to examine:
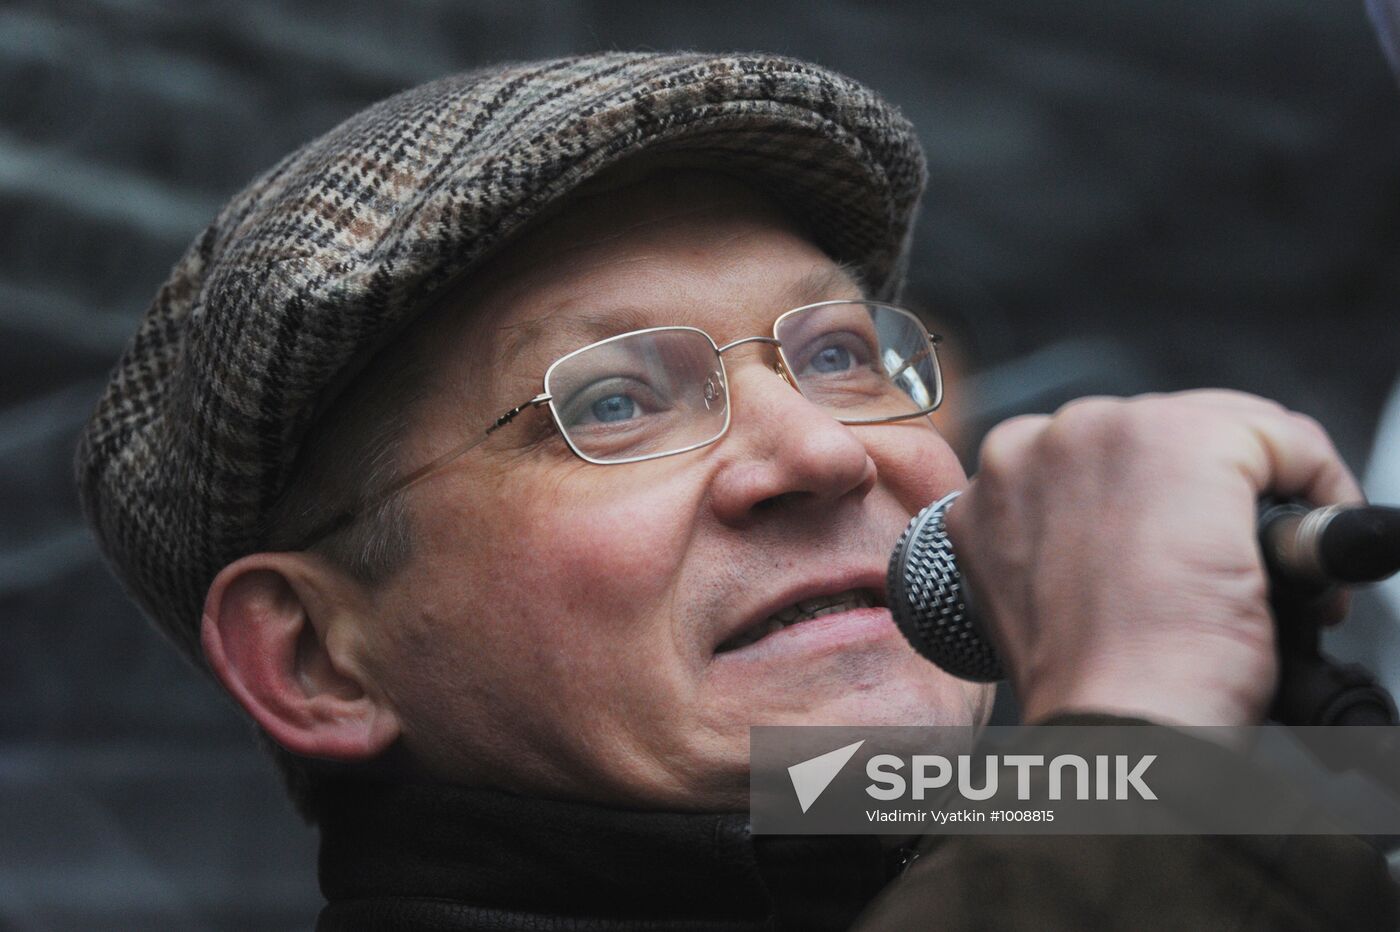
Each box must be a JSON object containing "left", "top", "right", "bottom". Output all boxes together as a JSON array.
[{"left": 76, "top": 51, "right": 928, "bottom": 666}]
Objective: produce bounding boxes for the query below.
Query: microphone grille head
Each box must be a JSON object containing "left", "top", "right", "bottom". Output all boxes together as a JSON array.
[{"left": 887, "top": 492, "right": 1005, "bottom": 682}]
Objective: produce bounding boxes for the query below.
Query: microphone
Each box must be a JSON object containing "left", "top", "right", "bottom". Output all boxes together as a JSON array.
[{"left": 886, "top": 492, "right": 1400, "bottom": 683}]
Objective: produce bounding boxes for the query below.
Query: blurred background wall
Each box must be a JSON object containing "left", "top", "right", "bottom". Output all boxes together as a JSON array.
[{"left": 2, "top": 1, "right": 1398, "bottom": 929}]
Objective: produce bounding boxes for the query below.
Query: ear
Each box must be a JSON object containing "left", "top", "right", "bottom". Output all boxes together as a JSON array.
[{"left": 200, "top": 552, "right": 400, "bottom": 761}]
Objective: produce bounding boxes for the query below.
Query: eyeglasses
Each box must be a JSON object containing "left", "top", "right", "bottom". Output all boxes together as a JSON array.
[{"left": 301, "top": 300, "right": 943, "bottom": 543}]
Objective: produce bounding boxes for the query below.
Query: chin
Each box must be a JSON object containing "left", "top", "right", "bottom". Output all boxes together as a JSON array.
[
  {"left": 802, "top": 683, "right": 976, "bottom": 728},
  {"left": 794, "top": 649, "right": 986, "bottom": 726},
  {"left": 720, "top": 671, "right": 983, "bottom": 734}
]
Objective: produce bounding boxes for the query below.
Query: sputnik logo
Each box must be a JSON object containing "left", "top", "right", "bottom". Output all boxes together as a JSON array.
[{"left": 788, "top": 740, "right": 865, "bottom": 813}]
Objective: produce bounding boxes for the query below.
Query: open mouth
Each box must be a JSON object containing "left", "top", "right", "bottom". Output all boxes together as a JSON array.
[{"left": 715, "top": 588, "right": 881, "bottom": 653}]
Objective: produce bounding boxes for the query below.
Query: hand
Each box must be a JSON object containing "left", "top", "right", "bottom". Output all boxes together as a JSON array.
[{"left": 944, "top": 390, "right": 1365, "bottom": 726}]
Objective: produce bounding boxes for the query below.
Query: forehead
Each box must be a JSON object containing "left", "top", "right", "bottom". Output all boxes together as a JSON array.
[
  {"left": 428, "top": 172, "right": 866, "bottom": 395},
  {"left": 498, "top": 264, "right": 864, "bottom": 363}
]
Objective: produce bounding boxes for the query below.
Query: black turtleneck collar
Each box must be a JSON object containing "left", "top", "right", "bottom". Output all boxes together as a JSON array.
[{"left": 315, "top": 777, "right": 896, "bottom": 931}]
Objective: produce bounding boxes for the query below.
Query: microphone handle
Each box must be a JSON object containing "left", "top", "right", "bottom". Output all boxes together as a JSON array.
[{"left": 1260, "top": 500, "right": 1400, "bottom": 586}]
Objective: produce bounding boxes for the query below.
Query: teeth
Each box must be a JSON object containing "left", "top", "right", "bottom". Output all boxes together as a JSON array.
[
  {"left": 779, "top": 589, "right": 875, "bottom": 624},
  {"left": 717, "top": 589, "right": 877, "bottom": 652}
]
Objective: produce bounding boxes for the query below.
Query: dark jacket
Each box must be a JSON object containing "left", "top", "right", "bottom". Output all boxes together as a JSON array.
[
  {"left": 315, "top": 778, "right": 899, "bottom": 931},
  {"left": 314, "top": 726, "right": 1397, "bottom": 931}
]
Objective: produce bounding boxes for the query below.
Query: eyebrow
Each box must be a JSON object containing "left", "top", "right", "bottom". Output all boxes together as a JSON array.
[
  {"left": 783, "top": 262, "right": 868, "bottom": 308},
  {"left": 495, "top": 306, "right": 658, "bottom": 370},
  {"left": 493, "top": 261, "right": 870, "bottom": 370}
]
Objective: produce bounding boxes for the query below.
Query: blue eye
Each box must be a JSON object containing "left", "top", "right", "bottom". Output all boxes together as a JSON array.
[
  {"left": 558, "top": 376, "right": 665, "bottom": 431},
  {"left": 810, "top": 345, "right": 853, "bottom": 373},
  {"left": 591, "top": 394, "right": 637, "bottom": 422}
]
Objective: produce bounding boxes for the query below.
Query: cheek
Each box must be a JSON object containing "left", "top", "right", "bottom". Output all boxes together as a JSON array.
[
  {"left": 413, "top": 468, "right": 703, "bottom": 667},
  {"left": 523, "top": 485, "right": 693, "bottom": 632},
  {"left": 364, "top": 470, "right": 707, "bottom": 771},
  {"left": 866, "top": 419, "right": 967, "bottom": 512}
]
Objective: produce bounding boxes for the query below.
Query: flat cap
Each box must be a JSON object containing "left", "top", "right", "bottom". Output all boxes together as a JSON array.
[{"left": 76, "top": 51, "right": 928, "bottom": 666}]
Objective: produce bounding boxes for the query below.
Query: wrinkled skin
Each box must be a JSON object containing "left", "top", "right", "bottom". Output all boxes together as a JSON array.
[{"left": 355, "top": 174, "right": 991, "bottom": 808}]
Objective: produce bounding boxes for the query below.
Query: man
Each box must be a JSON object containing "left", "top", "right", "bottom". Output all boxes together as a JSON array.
[{"left": 76, "top": 52, "right": 1393, "bottom": 929}]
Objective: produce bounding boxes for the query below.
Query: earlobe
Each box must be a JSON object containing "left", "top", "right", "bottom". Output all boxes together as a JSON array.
[{"left": 200, "top": 553, "right": 400, "bottom": 761}]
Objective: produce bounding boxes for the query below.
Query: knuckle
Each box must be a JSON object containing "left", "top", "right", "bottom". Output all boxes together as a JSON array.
[
  {"left": 1289, "top": 411, "right": 1332, "bottom": 446},
  {"left": 1046, "top": 395, "right": 1216, "bottom": 463},
  {"left": 1045, "top": 396, "right": 1131, "bottom": 448},
  {"left": 1133, "top": 395, "right": 1199, "bottom": 432},
  {"left": 1054, "top": 395, "right": 1117, "bottom": 419},
  {"left": 979, "top": 415, "right": 1045, "bottom": 476},
  {"left": 1181, "top": 387, "right": 1280, "bottom": 410}
]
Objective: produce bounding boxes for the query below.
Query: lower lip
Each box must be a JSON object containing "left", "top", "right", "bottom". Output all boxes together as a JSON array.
[{"left": 712, "top": 607, "right": 897, "bottom": 664}]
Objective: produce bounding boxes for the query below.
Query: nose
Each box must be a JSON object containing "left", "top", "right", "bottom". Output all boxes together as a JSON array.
[{"left": 707, "top": 352, "right": 877, "bottom": 527}]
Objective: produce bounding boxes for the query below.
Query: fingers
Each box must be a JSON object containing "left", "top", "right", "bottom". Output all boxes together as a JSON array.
[
  {"left": 976, "top": 390, "right": 1363, "bottom": 510},
  {"left": 955, "top": 390, "right": 1364, "bottom": 724},
  {"left": 1167, "top": 390, "right": 1365, "bottom": 507}
]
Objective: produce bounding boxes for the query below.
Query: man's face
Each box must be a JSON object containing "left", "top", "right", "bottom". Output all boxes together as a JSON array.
[{"left": 354, "top": 173, "right": 990, "bottom": 809}]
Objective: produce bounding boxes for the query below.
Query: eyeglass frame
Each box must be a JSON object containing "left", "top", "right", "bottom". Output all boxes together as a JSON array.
[{"left": 296, "top": 299, "right": 944, "bottom": 546}]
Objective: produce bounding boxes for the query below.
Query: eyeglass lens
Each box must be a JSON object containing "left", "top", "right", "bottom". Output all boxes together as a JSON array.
[
  {"left": 776, "top": 302, "right": 939, "bottom": 421},
  {"left": 543, "top": 303, "right": 939, "bottom": 464},
  {"left": 546, "top": 328, "right": 730, "bottom": 463}
]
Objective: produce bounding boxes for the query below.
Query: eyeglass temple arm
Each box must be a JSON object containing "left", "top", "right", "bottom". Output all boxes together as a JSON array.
[
  {"left": 883, "top": 334, "right": 942, "bottom": 383},
  {"left": 387, "top": 393, "right": 552, "bottom": 495},
  {"left": 292, "top": 393, "right": 551, "bottom": 548}
]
